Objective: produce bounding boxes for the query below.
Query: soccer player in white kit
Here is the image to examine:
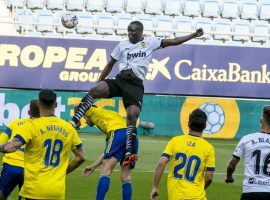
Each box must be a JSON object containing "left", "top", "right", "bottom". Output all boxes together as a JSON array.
[
  {"left": 226, "top": 105, "right": 270, "bottom": 200},
  {"left": 70, "top": 21, "right": 204, "bottom": 166}
]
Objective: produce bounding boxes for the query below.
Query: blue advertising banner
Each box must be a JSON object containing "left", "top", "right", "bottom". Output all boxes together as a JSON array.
[{"left": 0, "top": 36, "right": 270, "bottom": 98}]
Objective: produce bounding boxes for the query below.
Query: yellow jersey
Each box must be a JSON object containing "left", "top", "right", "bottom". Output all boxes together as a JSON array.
[
  {"left": 13, "top": 115, "right": 82, "bottom": 200},
  {"left": 85, "top": 107, "right": 126, "bottom": 137},
  {"left": 163, "top": 135, "right": 215, "bottom": 200},
  {"left": 0, "top": 118, "right": 29, "bottom": 168}
]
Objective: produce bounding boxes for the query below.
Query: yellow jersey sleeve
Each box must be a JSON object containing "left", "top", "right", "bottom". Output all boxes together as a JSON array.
[
  {"left": 0, "top": 131, "right": 10, "bottom": 144},
  {"left": 162, "top": 139, "right": 174, "bottom": 159},
  {"left": 71, "top": 131, "right": 82, "bottom": 150},
  {"left": 0, "top": 120, "right": 20, "bottom": 144},
  {"left": 13, "top": 121, "right": 34, "bottom": 145},
  {"left": 205, "top": 145, "right": 215, "bottom": 171}
]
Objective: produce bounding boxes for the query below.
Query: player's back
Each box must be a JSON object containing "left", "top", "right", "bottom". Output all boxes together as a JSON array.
[
  {"left": 86, "top": 107, "right": 126, "bottom": 136},
  {"left": 1, "top": 118, "right": 29, "bottom": 168},
  {"left": 165, "top": 135, "right": 215, "bottom": 200},
  {"left": 19, "top": 116, "right": 81, "bottom": 199},
  {"left": 235, "top": 132, "right": 270, "bottom": 193}
]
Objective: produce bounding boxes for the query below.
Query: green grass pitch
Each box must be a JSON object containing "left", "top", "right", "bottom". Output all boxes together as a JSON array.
[{"left": 8, "top": 133, "right": 244, "bottom": 200}]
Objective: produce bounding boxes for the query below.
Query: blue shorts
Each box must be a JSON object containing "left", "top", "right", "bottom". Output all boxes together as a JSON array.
[
  {"left": 104, "top": 128, "right": 139, "bottom": 169},
  {"left": 0, "top": 163, "right": 24, "bottom": 197}
]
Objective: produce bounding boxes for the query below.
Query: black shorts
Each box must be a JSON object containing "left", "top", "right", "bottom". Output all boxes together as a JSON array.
[
  {"left": 241, "top": 192, "right": 270, "bottom": 200},
  {"left": 104, "top": 69, "right": 144, "bottom": 108}
]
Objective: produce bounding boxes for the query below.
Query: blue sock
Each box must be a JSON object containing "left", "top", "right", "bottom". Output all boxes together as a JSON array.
[
  {"left": 122, "top": 181, "right": 132, "bottom": 200},
  {"left": 96, "top": 176, "right": 110, "bottom": 200}
]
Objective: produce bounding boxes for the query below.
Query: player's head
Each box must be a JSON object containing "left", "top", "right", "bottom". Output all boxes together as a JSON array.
[
  {"left": 84, "top": 105, "right": 97, "bottom": 127},
  {"left": 261, "top": 105, "right": 270, "bottom": 128},
  {"left": 188, "top": 108, "right": 207, "bottom": 133},
  {"left": 28, "top": 99, "right": 40, "bottom": 118},
  {"left": 127, "top": 21, "right": 144, "bottom": 44},
  {"left": 38, "top": 89, "right": 57, "bottom": 110}
]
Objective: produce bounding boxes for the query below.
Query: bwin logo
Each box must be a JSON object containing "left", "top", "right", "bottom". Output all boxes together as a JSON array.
[{"left": 127, "top": 51, "right": 146, "bottom": 59}]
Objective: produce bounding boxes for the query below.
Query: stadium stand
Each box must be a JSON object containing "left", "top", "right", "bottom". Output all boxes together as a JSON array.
[
  {"left": 35, "top": 10, "right": 54, "bottom": 32},
  {"left": 202, "top": 0, "right": 220, "bottom": 18},
  {"left": 86, "top": 0, "right": 105, "bottom": 12},
  {"left": 259, "top": 0, "right": 270, "bottom": 20},
  {"left": 0, "top": 0, "right": 269, "bottom": 47},
  {"left": 164, "top": 0, "right": 181, "bottom": 16},
  {"left": 106, "top": 0, "right": 123, "bottom": 13},
  {"left": 221, "top": 0, "right": 240, "bottom": 19},
  {"left": 240, "top": 0, "right": 258, "bottom": 20},
  {"left": 183, "top": 0, "right": 201, "bottom": 17},
  {"left": 47, "top": 0, "right": 65, "bottom": 10}
]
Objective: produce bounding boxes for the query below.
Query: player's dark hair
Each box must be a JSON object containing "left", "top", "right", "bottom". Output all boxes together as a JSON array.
[
  {"left": 129, "top": 21, "right": 144, "bottom": 32},
  {"left": 29, "top": 99, "right": 40, "bottom": 118},
  {"left": 188, "top": 108, "right": 207, "bottom": 132},
  {"left": 39, "top": 89, "right": 57, "bottom": 109},
  {"left": 263, "top": 106, "right": 270, "bottom": 126}
]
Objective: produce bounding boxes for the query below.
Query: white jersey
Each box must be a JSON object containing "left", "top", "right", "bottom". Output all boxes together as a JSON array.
[
  {"left": 111, "top": 37, "right": 162, "bottom": 80},
  {"left": 233, "top": 132, "right": 270, "bottom": 193}
]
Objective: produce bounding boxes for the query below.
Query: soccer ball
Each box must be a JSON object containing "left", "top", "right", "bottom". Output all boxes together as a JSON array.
[
  {"left": 61, "top": 12, "right": 78, "bottom": 29},
  {"left": 199, "top": 102, "right": 225, "bottom": 134}
]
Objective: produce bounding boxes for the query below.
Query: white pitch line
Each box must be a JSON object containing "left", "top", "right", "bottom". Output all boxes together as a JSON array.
[
  {"left": 80, "top": 138, "right": 237, "bottom": 146},
  {"left": 79, "top": 168, "right": 243, "bottom": 176}
]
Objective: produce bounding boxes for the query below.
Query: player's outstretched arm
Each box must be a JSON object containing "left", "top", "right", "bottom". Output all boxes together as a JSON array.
[
  {"left": 204, "top": 171, "right": 214, "bottom": 189},
  {"left": 81, "top": 154, "right": 104, "bottom": 177},
  {"left": 67, "top": 147, "right": 86, "bottom": 174},
  {"left": 0, "top": 138, "right": 23, "bottom": 153},
  {"left": 161, "top": 28, "right": 204, "bottom": 48},
  {"left": 225, "top": 156, "right": 240, "bottom": 184},
  {"left": 150, "top": 156, "right": 169, "bottom": 200},
  {"left": 97, "top": 58, "right": 117, "bottom": 83}
]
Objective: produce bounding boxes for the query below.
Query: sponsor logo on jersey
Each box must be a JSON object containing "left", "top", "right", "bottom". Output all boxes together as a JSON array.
[{"left": 127, "top": 51, "right": 146, "bottom": 59}]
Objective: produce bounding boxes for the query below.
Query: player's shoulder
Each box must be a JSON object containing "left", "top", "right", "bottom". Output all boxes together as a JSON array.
[
  {"left": 56, "top": 117, "right": 76, "bottom": 130},
  {"left": 169, "top": 135, "right": 186, "bottom": 143},
  {"left": 240, "top": 132, "right": 261, "bottom": 142},
  {"left": 117, "top": 39, "right": 130, "bottom": 47},
  {"left": 201, "top": 138, "right": 214, "bottom": 149},
  {"left": 144, "top": 37, "right": 162, "bottom": 43},
  {"left": 9, "top": 118, "right": 30, "bottom": 129}
]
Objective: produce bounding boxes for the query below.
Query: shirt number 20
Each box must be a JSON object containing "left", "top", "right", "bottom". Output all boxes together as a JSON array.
[{"left": 173, "top": 153, "right": 201, "bottom": 182}]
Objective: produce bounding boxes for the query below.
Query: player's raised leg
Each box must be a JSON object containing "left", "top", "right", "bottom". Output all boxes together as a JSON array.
[
  {"left": 96, "top": 157, "right": 117, "bottom": 200},
  {"left": 123, "top": 105, "right": 140, "bottom": 166},
  {"left": 70, "top": 81, "right": 109, "bottom": 127},
  {"left": 121, "top": 166, "right": 132, "bottom": 200}
]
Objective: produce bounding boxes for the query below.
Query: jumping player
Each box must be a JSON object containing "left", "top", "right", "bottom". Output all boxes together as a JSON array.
[{"left": 70, "top": 21, "right": 204, "bottom": 166}]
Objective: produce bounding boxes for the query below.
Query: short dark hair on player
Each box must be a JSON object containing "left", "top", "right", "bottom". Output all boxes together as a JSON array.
[
  {"left": 188, "top": 108, "right": 207, "bottom": 132},
  {"left": 39, "top": 89, "right": 57, "bottom": 109},
  {"left": 129, "top": 21, "right": 144, "bottom": 32},
  {"left": 29, "top": 99, "right": 40, "bottom": 118},
  {"left": 263, "top": 106, "right": 270, "bottom": 126}
]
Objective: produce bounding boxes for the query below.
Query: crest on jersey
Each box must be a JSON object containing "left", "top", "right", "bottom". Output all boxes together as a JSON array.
[{"left": 141, "top": 42, "right": 145, "bottom": 48}]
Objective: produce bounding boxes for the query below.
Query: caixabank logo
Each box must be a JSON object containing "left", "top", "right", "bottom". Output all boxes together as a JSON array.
[{"left": 180, "top": 97, "right": 240, "bottom": 139}]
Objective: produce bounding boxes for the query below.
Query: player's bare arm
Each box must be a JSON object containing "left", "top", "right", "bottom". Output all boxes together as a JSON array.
[
  {"left": 150, "top": 156, "right": 169, "bottom": 200},
  {"left": 0, "top": 138, "right": 23, "bottom": 153},
  {"left": 204, "top": 171, "right": 214, "bottom": 189},
  {"left": 67, "top": 147, "right": 86, "bottom": 174},
  {"left": 225, "top": 156, "right": 240, "bottom": 183},
  {"left": 161, "top": 28, "right": 204, "bottom": 48},
  {"left": 81, "top": 154, "right": 104, "bottom": 177},
  {"left": 97, "top": 58, "right": 117, "bottom": 83}
]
